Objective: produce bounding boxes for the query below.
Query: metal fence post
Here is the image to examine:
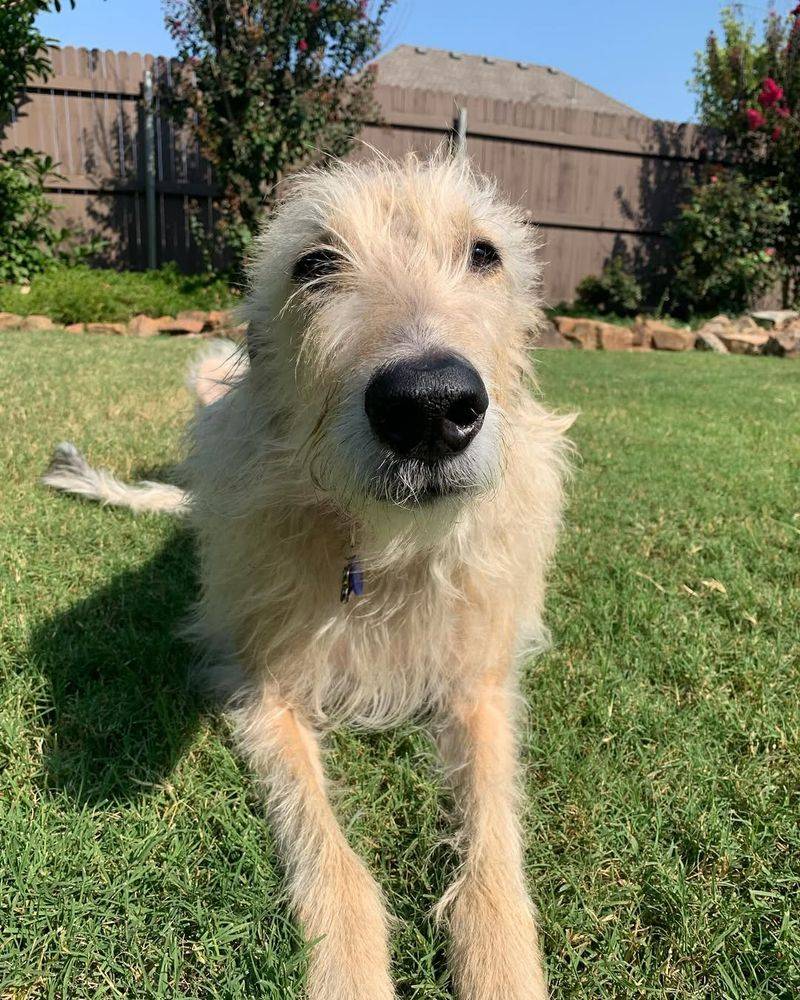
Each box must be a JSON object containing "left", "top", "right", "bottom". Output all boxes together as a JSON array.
[
  {"left": 455, "top": 107, "right": 468, "bottom": 157},
  {"left": 143, "top": 69, "right": 157, "bottom": 270}
]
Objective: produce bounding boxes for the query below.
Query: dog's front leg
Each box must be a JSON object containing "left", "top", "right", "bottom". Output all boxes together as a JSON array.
[
  {"left": 436, "top": 676, "right": 548, "bottom": 1000},
  {"left": 234, "top": 687, "right": 395, "bottom": 1000}
]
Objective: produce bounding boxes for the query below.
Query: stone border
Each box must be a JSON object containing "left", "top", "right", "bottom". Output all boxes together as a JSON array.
[
  {"left": 0, "top": 308, "right": 246, "bottom": 340},
  {"left": 540, "top": 312, "right": 799, "bottom": 358},
  {"left": 1, "top": 307, "right": 797, "bottom": 359}
]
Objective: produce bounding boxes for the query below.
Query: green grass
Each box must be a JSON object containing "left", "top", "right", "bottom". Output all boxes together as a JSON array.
[
  {"left": 0, "top": 264, "right": 237, "bottom": 325},
  {"left": 1, "top": 331, "right": 798, "bottom": 998}
]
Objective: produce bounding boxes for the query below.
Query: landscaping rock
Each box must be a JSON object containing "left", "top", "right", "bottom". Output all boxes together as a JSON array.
[
  {"left": 597, "top": 322, "right": 636, "bottom": 351},
  {"left": 157, "top": 317, "right": 205, "bottom": 336},
  {"left": 641, "top": 320, "right": 695, "bottom": 351},
  {"left": 562, "top": 318, "right": 599, "bottom": 350},
  {"left": 64, "top": 322, "right": 86, "bottom": 334},
  {"left": 717, "top": 329, "right": 769, "bottom": 355},
  {"left": 554, "top": 316, "right": 581, "bottom": 335},
  {"left": 763, "top": 331, "right": 800, "bottom": 358},
  {"left": 206, "top": 309, "right": 234, "bottom": 330},
  {"left": 177, "top": 308, "right": 210, "bottom": 323},
  {"left": 19, "top": 314, "right": 55, "bottom": 331},
  {"left": 751, "top": 309, "right": 799, "bottom": 330},
  {"left": 127, "top": 314, "right": 162, "bottom": 337},
  {"left": 733, "top": 315, "right": 762, "bottom": 334},
  {"left": 695, "top": 327, "right": 728, "bottom": 353},
  {"left": 0, "top": 312, "right": 23, "bottom": 330},
  {"left": 535, "top": 321, "right": 571, "bottom": 349},
  {"left": 85, "top": 322, "right": 128, "bottom": 336}
]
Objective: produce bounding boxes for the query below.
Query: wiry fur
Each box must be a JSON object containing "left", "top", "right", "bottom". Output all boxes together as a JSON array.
[{"left": 44, "top": 153, "right": 573, "bottom": 999}]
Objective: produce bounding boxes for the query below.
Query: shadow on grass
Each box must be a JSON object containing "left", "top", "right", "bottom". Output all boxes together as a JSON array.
[{"left": 28, "top": 530, "right": 203, "bottom": 804}]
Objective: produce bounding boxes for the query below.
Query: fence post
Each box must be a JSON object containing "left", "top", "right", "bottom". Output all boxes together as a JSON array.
[
  {"left": 143, "top": 69, "right": 157, "bottom": 270},
  {"left": 455, "top": 106, "right": 468, "bottom": 156}
]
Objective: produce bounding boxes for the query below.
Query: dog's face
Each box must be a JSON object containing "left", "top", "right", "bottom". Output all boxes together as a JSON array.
[{"left": 246, "top": 156, "right": 542, "bottom": 514}]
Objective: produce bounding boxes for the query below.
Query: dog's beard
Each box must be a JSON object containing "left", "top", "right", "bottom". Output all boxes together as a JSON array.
[
  {"left": 317, "top": 400, "right": 504, "bottom": 512},
  {"left": 370, "top": 454, "right": 490, "bottom": 507}
]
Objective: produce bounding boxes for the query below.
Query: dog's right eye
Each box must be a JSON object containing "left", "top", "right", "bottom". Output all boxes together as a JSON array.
[{"left": 292, "top": 248, "right": 342, "bottom": 286}]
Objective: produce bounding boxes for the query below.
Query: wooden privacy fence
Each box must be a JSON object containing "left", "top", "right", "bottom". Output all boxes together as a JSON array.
[{"left": 3, "top": 46, "right": 714, "bottom": 303}]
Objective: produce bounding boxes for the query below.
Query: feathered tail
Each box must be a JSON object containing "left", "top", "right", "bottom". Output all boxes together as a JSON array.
[{"left": 41, "top": 442, "right": 189, "bottom": 514}]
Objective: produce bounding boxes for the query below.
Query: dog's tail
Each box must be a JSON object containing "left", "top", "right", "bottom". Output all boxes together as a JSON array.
[{"left": 42, "top": 442, "right": 189, "bottom": 515}]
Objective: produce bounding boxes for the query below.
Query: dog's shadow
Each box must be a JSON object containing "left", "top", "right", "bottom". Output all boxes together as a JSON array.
[{"left": 29, "top": 529, "right": 203, "bottom": 804}]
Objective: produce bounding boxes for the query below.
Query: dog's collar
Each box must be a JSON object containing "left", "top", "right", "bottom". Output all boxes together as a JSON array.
[{"left": 340, "top": 524, "right": 364, "bottom": 603}]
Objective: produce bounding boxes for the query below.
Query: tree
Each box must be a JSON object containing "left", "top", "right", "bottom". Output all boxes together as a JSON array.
[
  {"left": 687, "top": 3, "right": 800, "bottom": 306},
  {"left": 163, "top": 0, "right": 393, "bottom": 262}
]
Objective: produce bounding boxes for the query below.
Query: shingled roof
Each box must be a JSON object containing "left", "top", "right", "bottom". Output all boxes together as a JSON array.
[{"left": 373, "top": 45, "right": 646, "bottom": 118}]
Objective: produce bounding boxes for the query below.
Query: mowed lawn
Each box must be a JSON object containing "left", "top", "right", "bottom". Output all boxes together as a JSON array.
[{"left": 1, "top": 329, "right": 798, "bottom": 999}]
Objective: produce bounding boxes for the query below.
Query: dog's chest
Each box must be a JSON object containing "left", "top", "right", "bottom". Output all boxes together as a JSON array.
[{"left": 303, "top": 576, "right": 465, "bottom": 726}]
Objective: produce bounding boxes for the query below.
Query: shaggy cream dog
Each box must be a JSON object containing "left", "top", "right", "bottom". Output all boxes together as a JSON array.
[{"left": 44, "top": 154, "right": 573, "bottom": 1000}]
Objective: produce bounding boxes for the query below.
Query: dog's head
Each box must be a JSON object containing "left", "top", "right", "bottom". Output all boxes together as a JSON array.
[{"left": 245, "top": 154, "right": 542, "bottom": 515}]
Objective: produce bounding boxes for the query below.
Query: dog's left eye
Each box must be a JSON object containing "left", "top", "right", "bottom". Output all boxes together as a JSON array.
[
  {"left": 292, "top": 248, "right": 343, "bottom": 285},
  {"left": 469, "top": 239, "right": 502, "bottom": 273}
]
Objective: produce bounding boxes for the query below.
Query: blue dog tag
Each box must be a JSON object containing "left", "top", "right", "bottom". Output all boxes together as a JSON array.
[{"left": 340, "top": 558, "right": 364, "bottom": 603}]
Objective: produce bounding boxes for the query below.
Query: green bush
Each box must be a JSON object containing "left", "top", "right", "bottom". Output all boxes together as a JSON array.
[
  {"left": 0, "top": 3, "right": 80, "bottom": 283},
  {"left": 0, "top": 149, "right": 69, "bottom": 284},
  {"left": 0, "top": 263, "right": 236, "bottom": 324},
  {"left": 666, "top": 171, "right": 788, "bottom": 317},
  {"left": 574, "top": 255, "right": 643, "bottom": 317}
]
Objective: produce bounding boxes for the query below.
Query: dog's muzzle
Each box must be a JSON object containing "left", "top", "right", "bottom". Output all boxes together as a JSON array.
[{"left": 364, "top": 352, "right": 488, "bottom": 462}]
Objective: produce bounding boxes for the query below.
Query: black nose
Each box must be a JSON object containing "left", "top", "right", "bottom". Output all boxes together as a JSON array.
[{"left": 364, "top": 352, "right": 489, "bottom": 460}]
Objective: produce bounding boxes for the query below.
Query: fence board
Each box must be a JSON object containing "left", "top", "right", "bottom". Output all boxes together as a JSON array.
[{"left": 3, "top": 46, "right": 718, "bottom": 302}]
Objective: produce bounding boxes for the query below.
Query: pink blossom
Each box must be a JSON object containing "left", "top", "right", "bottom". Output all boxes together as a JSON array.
[
  {"left": 308, "top": 0, "right": 320, "bottom": 11},
  {"left": 771, "top": 126, "right": 782, "bottom": 141},
  {"left": 776, "top": 105, "right": 790, "bottom": 118},
  {"left": 758, "top": 77, "right": 784, "bottom": 108},
  {"left": 765, "top": 247, "right": 776, "bottom": 257},
  {"left": 710, "top": 174, "right": 718, "bottom": 184},
  {"left": 746, "top": 108, "right": 766, "bottom": 130},
  {"left": 298, "top": 38, "right": 309, "bottom": 52}
]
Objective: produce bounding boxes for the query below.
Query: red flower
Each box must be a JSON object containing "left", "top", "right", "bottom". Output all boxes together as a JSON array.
[
  {"left": 308, "top": 0, "right": 320, "bottom": 11},
  {"left": 746, "top": 108, "right": 766, "bottom": 129},
  {"left": 298, "top": 38, "right": 309, "bottom": 52},
  {"left": 757, "top": 77, "right": 784, "bottom": 108},
  {"left": 765, "top": 247, "right": 776, "bottom": 257},
  {"left": 776, "top": 105, "right": 790, "bottom": 118},
  {"left": 772, "top": 126, "right": 782, "bottom": 141},
  {"left": 710, "top": 174, "right": 719, "bottom": 184}
]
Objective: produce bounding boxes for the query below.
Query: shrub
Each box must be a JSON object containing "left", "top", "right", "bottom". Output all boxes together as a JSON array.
[
  {"left": 0, "top": 1, "right": 79, "bottom": 283},
  {"left": 574, "top": 256, "right": 643, "bottom": 317},
  {"left": 0, "top": 263, "right": 235, "bottom": 324},
  {"left": 0, "top": 149, "right": 70, "bottom": 283},
  {"left": 666, "top": 171, "right": 788, "bottom": 317}
]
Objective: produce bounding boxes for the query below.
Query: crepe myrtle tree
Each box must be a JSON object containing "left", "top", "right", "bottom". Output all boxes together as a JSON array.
[
  {"left": 689, "top": 2, "right": 800, "bottom": 305},
  {"left": 163, "top": 0, "right": 393, "bottom": 262}
]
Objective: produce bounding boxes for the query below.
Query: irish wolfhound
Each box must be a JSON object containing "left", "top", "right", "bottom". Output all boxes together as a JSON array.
[{"left": 43, "top": 154, "right": 573, "bottom": 999}]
